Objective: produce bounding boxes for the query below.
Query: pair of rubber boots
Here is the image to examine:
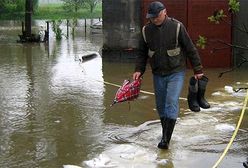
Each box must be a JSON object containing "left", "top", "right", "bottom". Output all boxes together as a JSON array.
[
  {"left": 158, "top": 117, "right": 176, "bottom": 149},
  {"left": 187, "top": 75, "right": 210, "bottom": 112}
]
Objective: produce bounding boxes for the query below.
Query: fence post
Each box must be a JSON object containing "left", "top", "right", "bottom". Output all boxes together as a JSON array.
[
  {"left": 67, "top": 19, "right": 69, "bottom": 38},
  {"left": 84, "top": 18, "right": 87, "bottom": 37}
]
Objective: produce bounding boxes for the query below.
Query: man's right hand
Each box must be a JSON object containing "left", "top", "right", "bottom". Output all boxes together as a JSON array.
[{"left": 133, "top": 72, "right": 141, "bottom": 80}]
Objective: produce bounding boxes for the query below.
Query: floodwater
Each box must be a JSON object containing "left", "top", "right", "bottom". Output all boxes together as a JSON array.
[{"left": 0, "top": 20, "right": 247, "bottom": 168}]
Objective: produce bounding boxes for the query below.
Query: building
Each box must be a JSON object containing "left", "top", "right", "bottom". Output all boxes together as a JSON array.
[{"left": 103, "top": 0, "right": 248, "bottom": 68}]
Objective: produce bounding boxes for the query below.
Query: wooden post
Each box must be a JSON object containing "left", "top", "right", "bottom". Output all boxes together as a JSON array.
[
  {"left": 67, "top": 19, "right": 69, "bottom": 38},
  {"left": 44, "top": 21, "right": 49, "bottom": 42},
  {"left": 45, "top": 21, "right": 50, "bottom": 56},
  {"left": 25, "top": 0, "right": 32, "bottom": 37},
  {"left": 84, "top": 18, "right": 87, "bottom": 37},
  {"left": 22, "top": 21, "right": 24, "bottom": 34}
]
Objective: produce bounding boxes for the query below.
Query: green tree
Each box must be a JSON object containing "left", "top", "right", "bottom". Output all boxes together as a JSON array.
[
  {"left": 33, "top": 0, "right": 39, "bottom": 12},
  {"left": 62, "top": 0, "right": 84, "bottom": 12},
  {"left": 52, "top": 20, "right": 64, "bottom": 40},
  {"left": 197, "top": 0, "right": 248, "bottom": 77},
  {"left": 0, "top": 2, "right": 5, "bottom": 13},
  {"left": 84, "top": 0, "right": 100, "bottom": 13},
  {"left": 197, "top": 0, "right": 241, "bottom": 49},
  {"left": 0, "top": 0, "right": 38, "bottom": 13},
  {"left": 62, "top": 0, "right": 100, "bottom": 13},
  {"left": 2, "top": 0, "right": 25, "bottom": 12}
]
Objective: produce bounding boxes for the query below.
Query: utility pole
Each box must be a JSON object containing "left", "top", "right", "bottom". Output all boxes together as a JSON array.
[{"left": 25, "top": 0, "right": 33, "bottom": 37}]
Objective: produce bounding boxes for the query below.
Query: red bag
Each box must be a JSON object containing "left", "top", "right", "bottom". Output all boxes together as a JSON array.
[{"left": 111, "top": 78, "right": 142, "bottom": 106}]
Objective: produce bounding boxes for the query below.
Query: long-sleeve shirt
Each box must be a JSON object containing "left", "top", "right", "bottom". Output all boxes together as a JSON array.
[{"left": 135, "top": 17, "right": 203, "bottom": 76}]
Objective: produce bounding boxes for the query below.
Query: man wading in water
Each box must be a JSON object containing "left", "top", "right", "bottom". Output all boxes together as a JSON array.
[{"left": 133, "top": 1, "right": 204, "bottom": 149}]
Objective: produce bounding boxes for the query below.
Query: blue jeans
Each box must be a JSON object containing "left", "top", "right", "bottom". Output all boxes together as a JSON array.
[{"left": 153, "top": 71, "right": 185, "bottom": 119}]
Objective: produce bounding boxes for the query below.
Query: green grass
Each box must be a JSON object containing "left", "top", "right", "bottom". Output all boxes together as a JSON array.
[
  {"left": 35, "top": 3, "right": 102, "bottom": 20},
  {"left": 0, "top": 3, "right": 102, "bottom": 20},
  {"left": 0, "top": 12, "right": 25, "bottom": 20}
]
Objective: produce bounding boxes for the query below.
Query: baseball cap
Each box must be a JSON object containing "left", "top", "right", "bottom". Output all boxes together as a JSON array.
[{"left": 146, "top": 1, "right": 165, "bottom": 19}]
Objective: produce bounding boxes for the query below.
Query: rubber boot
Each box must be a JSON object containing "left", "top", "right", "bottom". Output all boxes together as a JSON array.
[
  {"left": 197, "top": 76, "right": 210, "bottom": 109},
  {"left": 166, "top": 118, "right": 176, "bottom": 146},
  {"left": 243, "top": 158, "right": 248, "bottom": 168},
  {"left": 244, "top": 161, "right": 248, "bottom": 168},
  {"left": 157, "top": 117, "right": 168, "bottom": 149},
  {"left": 187, "top": 77, "right": 200, "bottom": 112}
]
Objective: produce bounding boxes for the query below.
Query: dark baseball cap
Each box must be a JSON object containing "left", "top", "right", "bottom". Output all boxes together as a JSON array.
[{"left": 146, "top": 1, "right": 165, "bottom": 19}]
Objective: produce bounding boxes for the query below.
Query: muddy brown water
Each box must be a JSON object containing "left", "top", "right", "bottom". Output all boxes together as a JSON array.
[{"left": 0, "top": 20, "right": 247, "bottom": 168}]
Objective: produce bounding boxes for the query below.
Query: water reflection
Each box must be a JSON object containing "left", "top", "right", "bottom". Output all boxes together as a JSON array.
[
  {"left": 0, "top": 20, "right": 105, "bottom": 168},
  {"left": 0, "top": 20, "right": 247, "bottom": 168}
]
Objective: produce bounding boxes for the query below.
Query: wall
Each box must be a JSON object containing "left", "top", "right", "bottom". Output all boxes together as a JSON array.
[
  {"left": 102, "top": 0, "right": 141, "bottom": 50},
  {"left": 233, "top": 0, "right": 248, "bottom": 67},
  {"left": 187, "top": 0, "right": 232, "bottom": 68}
]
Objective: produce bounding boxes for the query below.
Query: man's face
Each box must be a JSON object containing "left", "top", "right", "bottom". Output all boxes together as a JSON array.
[{"left": 150, "top": 9, "right": 166, "bottom": 26}]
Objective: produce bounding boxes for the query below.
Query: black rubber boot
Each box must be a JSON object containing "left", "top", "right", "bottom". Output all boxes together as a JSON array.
[
  {"left": 197, "top": 76, "right": 210, "bottom": 109},
  {"left": 158, "top": 117, "right": 168, "bottom": 149},
  {"left": 243, "top": 158, "right": 248, "bottom": 168},
  {"left": 244, "top": 161, "right": 248, "bottom": 168},
  {"left": 166, "top": 118, "right": 176, "bottom": 145},
  {"left": 187, "top": 76, "right": 200, "bottom": 112}
]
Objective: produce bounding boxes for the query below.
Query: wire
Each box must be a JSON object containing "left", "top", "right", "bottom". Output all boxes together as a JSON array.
[
  {"left": 212, "top": 89, "right": 248, "bottom": 168},
  {"left": 103, "top": 80, "right": 187, "bottom": 100}
]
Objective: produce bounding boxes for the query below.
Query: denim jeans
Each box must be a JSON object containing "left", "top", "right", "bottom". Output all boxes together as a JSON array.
[{"left": 153, "top": 71, "right": 185, "bottom": 119}]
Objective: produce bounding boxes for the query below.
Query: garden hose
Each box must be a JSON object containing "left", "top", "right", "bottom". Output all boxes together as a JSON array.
[{"left": 212, "top": 89, "right": 248, "bottom": 168}]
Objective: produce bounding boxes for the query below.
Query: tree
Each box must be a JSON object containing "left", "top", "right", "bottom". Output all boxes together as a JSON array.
[
  {"left": 62, "top": 0, "right": 100, "bottom": 13},
  {"left": 196, "top": 0, "right": 248, "bottom": 77},
  {"left": 62, "top": 0, "right": 84, "bottom": 12},
  {"left": 0, "top": 0, "right": 38, "bottom": 13},
  {"left": 0, "top": 1, "right": 6, "bottom": 11},
  {"left": 84, "top": 0, "right": 100, "bottom": 13}
]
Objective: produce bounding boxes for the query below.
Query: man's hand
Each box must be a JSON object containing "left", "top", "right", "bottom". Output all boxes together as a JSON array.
[{"left": 133, "top": 72, "right": 141, "bottom": 80}]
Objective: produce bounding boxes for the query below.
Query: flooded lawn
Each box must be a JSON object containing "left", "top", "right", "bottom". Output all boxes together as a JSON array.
[{"left": 0, "top": 20, "right": 247, "bottom": 168}]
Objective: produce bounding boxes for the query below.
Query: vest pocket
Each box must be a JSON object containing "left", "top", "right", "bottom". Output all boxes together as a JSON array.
[
  {"left": 167, "top": 47, "right": 181, "bottom": 68},
  {"left": 167, "top": 47, "right": 181, "bottom": 56}
]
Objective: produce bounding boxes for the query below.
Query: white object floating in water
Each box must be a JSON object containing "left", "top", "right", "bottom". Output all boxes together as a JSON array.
[
  {"left": 224, "top": 86, "right": 234, "bottom": 93},
  {"left": 212, "top": 91, "right": 222, "bottom": 96},
  {"left": 215, "top": 123, "right": 235, "bottom": 132},
  {"left": 83, "top": 154, "right": 116, "bottom": 168},
  {"left": 155, "top": 159, "right": 167, "bottom": 165},
  {"left": 84, "top": 144, "right": 160, "bottom": 168}
]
